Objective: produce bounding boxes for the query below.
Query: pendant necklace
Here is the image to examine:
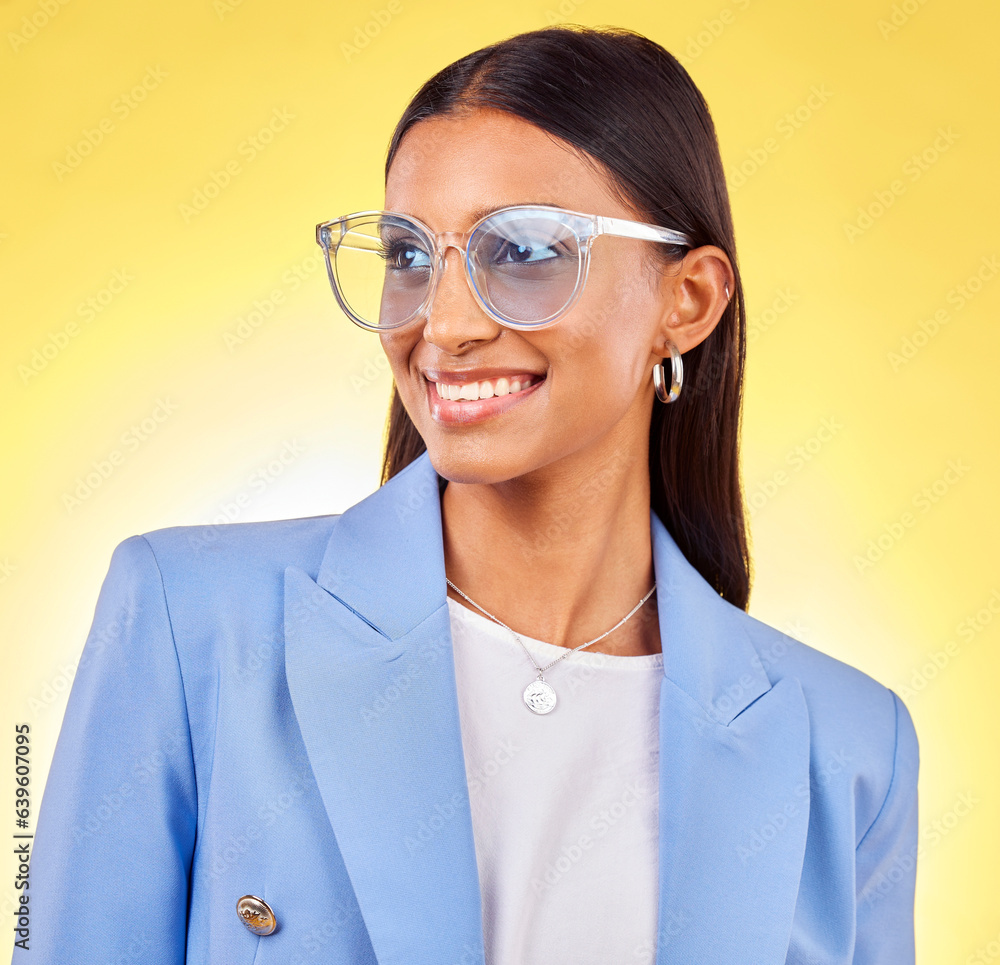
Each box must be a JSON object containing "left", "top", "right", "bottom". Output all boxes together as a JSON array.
[{"left": 445, "top": 578, "right": 657, "bottom": 715}]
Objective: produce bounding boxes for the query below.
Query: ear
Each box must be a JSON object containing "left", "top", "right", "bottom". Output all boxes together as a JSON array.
[{"left": 652, "top": 245, "right": 734, "bottom": 356}]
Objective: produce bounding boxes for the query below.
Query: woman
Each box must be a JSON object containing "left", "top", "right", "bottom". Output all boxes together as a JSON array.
[{"left": 17, "top": 25, "right": 918, "bottom": 965}]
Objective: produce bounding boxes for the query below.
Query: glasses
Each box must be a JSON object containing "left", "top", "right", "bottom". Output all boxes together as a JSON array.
[{"left": 315, "top": 204, "right": 694, "bottom": 332}]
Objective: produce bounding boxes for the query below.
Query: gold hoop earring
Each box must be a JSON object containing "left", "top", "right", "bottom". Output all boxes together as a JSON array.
[{"left": 652, "top": 340, "right": 683, "bottom": 403}]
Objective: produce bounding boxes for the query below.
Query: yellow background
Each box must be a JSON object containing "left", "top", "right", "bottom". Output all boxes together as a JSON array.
[{"left": 2, "top": 0, "right": 997, "bottom": 959}]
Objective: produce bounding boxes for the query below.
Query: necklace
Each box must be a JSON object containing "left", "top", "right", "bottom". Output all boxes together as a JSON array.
[{"left": 445, "top": 578, "right": 657, "bottom": 715}]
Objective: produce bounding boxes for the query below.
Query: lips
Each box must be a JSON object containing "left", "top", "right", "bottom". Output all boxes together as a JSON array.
[
  {"left": 423, "top": 371, "right": 546, "bottom": 425},
  {"left": 431, "top": 374, "right": 542, "bottom": 401}
]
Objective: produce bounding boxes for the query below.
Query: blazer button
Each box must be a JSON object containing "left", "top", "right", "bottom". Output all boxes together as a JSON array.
[{"left": 237, "top": 895, "right": 277, "bottom": 935}]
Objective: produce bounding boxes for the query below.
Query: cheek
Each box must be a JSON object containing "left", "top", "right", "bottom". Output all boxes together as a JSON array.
[
  {"left": 549, "top": 285, "right": 658, "bottom": 408},
  {"left": 545, "top": 336, "right": 644, "bottom": 423},
  {"left": 378, "top": 332, "right": 418, "bottom": 389}
]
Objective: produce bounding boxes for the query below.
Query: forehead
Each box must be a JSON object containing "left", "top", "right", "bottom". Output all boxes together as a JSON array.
[{"left": 384, "top": 108, "right": 628, "bottom": 230}]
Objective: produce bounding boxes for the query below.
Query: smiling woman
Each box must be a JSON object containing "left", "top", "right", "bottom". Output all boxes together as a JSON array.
[{"left": 18, "top": 23, "right": 917, "bottom": 965}]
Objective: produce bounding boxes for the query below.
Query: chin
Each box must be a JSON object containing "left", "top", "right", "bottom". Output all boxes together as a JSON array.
[{"left": 423, "top": 441, "right": 534, "bottom": 487}]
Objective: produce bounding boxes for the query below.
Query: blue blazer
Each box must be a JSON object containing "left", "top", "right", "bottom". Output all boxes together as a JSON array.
[{"left": 15, "top": 450, "right": 919, "bottom": 965}]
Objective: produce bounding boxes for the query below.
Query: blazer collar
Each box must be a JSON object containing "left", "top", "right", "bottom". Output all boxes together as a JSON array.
[
  {"left": 311, "top": 449, "right": 768, "bottom": 723},
  {"left": 314, "top": 448, "right": 448, "bottom": 641},
  {"left": 284, "top": 449, "right": 810, "bottom": 964}
]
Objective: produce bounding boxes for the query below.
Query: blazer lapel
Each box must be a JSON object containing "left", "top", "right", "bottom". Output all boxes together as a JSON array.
[
  {"left": 284, "top": 451, "right": 484, "bottom": 965},
  {"left": 650, "top": 511, "right": 811, "bottom": 962},
  {"left": 284, "top": 449, "right": 811, "bottom": 965}
]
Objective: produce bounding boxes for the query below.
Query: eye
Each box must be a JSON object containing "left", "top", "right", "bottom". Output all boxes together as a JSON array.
[
  {"left": 475, "top": 214, "right": 580, "bottom": 275},
  {"left": 493, "top": 237, "right": 561, "bottom": 265},
  {"left": 380, "top": 236, "right": 432, "bottom": 271}
]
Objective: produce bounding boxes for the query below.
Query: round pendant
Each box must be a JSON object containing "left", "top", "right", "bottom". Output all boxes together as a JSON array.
[{"left": 523, "top": 679, "right": 557, "bottom": 715}]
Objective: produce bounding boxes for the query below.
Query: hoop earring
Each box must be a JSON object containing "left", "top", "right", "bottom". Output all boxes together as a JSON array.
[{"left": 652, "top": 340, "right": 683, "bottom": 404}]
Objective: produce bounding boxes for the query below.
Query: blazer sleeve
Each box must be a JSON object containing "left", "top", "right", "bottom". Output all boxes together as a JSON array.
[
  {"left": 853, "top": 688, "right": 920, "bottom": 965},
  {"left": 13, "top": 535, "right": 197, "bottom": 964}
]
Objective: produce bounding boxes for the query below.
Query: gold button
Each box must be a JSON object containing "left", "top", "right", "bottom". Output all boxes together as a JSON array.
[{"left": 236, "top": 895, "right": 277, "bottom": 935}]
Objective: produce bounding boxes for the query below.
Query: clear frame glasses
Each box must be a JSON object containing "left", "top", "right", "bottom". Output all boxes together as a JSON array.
[{"left": 314, "top": 204, "right": 695, "bottom": 332}]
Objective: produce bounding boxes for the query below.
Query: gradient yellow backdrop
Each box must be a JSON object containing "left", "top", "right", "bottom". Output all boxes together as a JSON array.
[{"left": 2, "top": 0, "right": 998, "bottom": 960}]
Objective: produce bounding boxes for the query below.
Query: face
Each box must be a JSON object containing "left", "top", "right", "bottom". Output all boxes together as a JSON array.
[{"left": 380, "top": 107, "right": 683, "bottom": 486}]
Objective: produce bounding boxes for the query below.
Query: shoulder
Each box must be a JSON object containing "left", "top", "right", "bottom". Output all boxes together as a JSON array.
[
  {"left": 737, "top": 609, "right": 919, "bottom": 848},
  {"left": 739, "top": 609, "right": 903, "bottom": 742},
  {"left": 95, "top": 515, "right": 340, "bottom": 651},
  {"left": 89, "top": 516, "right": 343, "bottom": 716},
  {"left": 110, "top": 513, "right": 339, "bottom": 590}
]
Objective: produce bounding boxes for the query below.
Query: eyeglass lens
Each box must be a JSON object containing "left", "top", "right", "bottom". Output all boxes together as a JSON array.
[{"left": 331, "top": 212, "right": 583, "bottom": 327}]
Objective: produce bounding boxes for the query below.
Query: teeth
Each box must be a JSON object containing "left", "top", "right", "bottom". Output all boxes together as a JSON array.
[{"left": 434, "top": 376, "right": 537, "bottom": 401}]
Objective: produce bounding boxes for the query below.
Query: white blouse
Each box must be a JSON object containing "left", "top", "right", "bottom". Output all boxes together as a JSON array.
[{"left": 447, "top": 595, "right": 664, "bottom": 965}]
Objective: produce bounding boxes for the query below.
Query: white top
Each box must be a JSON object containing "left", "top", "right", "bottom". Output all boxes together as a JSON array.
[{"left": 447, "top": 596, "right": 664, "bottom": 965}]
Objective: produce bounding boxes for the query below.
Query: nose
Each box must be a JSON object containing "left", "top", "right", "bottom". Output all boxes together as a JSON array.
[{"left": 421, "top": 241, "right": 502, "bottom": 351}]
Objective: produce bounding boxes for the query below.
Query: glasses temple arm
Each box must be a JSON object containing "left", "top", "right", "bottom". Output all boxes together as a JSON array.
[{"left": 595, "top": 215, "right": 693, "bottom": 248}]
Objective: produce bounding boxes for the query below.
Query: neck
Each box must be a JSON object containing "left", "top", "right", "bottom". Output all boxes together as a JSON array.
[{"left": 440, "top": 439, "right": 661, "bottom": 657}]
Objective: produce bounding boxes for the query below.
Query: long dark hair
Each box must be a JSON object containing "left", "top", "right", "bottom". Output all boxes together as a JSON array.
[{"left": 378, "top": 25, "right": 751, "bottom": 610}]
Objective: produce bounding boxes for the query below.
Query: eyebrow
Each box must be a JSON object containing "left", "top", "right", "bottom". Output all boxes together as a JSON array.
[
  {"left": 395, "top": 201, "right": 560, "bottom": 227},
  {"left": 466, "top": 201, "right": 559, "bottom": 221}
]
